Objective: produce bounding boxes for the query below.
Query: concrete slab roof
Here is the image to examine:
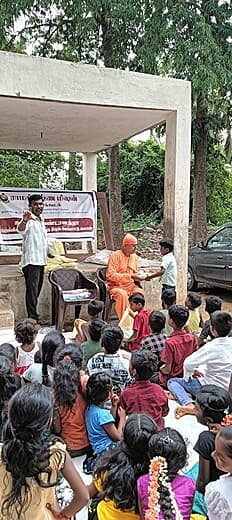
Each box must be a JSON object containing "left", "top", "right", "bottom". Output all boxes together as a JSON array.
[{"left": 0, "top": 51, "right": 191, "bottom": 153}]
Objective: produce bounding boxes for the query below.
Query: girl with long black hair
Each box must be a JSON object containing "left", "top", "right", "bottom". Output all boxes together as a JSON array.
[
  {"left": 88, "top": 413, "right": 157, "bottom": 520},
  {"left": 0, "top": 383, "right": 88, "bottom": 519},
  {"left": 137, "top": 427, "right": 195, "bottom": 520},
  {"left": 52, "top": 344, "right": 91, "bottom": 457}
]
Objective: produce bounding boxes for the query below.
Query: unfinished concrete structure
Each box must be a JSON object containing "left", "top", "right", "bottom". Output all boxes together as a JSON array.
[{"left": 0, "top": 51, "right": 191, "bottom": 319}]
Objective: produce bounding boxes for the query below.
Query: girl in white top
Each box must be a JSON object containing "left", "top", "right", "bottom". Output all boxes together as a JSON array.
[
  {"left": 205, "top": 425, "right": 232, "bottom": 520},
  {"left": 15, "top": 318, "right": 39, "bottom": 372}
]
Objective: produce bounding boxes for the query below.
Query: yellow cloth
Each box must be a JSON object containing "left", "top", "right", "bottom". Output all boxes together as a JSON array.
[
  {"left": 69, "top": 318, "right": 87, "bottom": 341},
  {"left": 94, "top": 477, "right": 139, "bottom": 520},
  {"left": 45, "top": 255, "right": 79, "bottom": 273},
  {"left": 106, "top": 250, "right": 144, "bottom": 319},
  {"left": 190, "top": 513, "right": 206, "bottom": 520},
  {"left": 48, "top": 239, "right": 65, "bottom": 257},
  {"left": 187, "top": 308, "right": 201, "bottom": 334},
  {"left": 0, "top": 441, "right": 66, "bottom": 520},
  {"left": 119, "top": 309, "right": 136, "bottom": 340}
]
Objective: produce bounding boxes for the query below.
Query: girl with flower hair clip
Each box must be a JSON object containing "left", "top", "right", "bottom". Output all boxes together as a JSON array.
[{"left": 137, "top": 427, "right": 196, "bottom": 520}]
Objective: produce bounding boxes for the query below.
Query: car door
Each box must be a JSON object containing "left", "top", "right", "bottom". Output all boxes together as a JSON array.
[{"left": 195, "top": 226, "right": 232, "bottom": 285}]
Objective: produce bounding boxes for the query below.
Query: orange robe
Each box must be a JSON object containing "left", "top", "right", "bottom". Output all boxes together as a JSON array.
[{"left": 106, "top": 250, "right": 144, "bottom": 319}]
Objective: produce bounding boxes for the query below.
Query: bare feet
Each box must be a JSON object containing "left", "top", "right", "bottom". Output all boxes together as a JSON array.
[{"left": 175, "top": 403, "right": 196, "bottom": 420}]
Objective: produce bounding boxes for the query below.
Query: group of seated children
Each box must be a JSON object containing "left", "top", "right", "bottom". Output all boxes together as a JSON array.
[{"left": 0, "top": 290, "right": 232, "bottom": 519}]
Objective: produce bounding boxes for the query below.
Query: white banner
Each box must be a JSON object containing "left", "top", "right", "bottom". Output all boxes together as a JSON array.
[{"left": 0, "top": 188, "right": 96, "bottom": 244}]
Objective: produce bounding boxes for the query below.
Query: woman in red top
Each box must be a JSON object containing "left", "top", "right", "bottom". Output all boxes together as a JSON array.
[{"left": 52, "top": 344, "right": 91, "bottom": 457}]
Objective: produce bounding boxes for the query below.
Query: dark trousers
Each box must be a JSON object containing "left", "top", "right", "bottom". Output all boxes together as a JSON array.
[
  {"left": 161, "top": 284, "right": 176, "bottom": 298},
  {"left": 22, "top": 264, "right": 44, "bottom": 320}
]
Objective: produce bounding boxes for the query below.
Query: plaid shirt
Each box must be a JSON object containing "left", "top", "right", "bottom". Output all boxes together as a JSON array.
[{"left": 141, "top": 332, "right": 167, "bottom": 359}]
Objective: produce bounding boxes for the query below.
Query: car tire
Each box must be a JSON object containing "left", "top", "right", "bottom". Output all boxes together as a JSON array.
[{"left": 187, "top": 267, "right": 198, "bottom": 291}]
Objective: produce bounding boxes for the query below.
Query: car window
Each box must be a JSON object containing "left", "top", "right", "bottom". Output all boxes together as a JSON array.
[{"left": 207, "top": 227, "right": 232, "bottom": 250}]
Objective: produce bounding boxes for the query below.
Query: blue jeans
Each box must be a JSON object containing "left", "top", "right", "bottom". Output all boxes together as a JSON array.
[{"left": 167, "top": 377, "right": 202, "bottom": 405}]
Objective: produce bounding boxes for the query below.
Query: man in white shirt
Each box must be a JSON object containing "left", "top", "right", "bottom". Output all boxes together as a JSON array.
[
  {"left": 167, "top": 311, "right": 232, "bottom": 418},
  {"left": 146, "top": 239, "right": 177, "bottom": 295},
  {"left": 17, "top": 194, "right": 47, "bottom": 321}
]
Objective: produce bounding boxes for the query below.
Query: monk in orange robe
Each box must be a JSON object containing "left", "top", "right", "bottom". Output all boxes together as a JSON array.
[{"left": 106, "top": 233, "right": 145, "bottom": 319}]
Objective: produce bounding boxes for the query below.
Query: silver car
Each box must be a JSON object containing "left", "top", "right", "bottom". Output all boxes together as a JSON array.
[{"left": 188, "top": 223, "right": 232, "bottom": 290}]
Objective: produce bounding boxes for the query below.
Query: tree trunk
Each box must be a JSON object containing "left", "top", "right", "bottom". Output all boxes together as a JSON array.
[
  {"left": 108, "top": 145, "right": 124, "bottom": 249},
  {"left": 99, "top": 4, "right": 124, "bottom": 250},
  {"left": 192, "top": 96, "right": 208, "bottom": 244}
]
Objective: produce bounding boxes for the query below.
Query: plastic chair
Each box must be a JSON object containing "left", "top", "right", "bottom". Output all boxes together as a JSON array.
[
  {"left": 49, "top": 269, "right": 99, "bottom": 331},
  {"left": 96, "top": 266, "right": 143, "bottom": 322},
  {"left": 96, "top": 267, "right": 114, "bottom": 322}
]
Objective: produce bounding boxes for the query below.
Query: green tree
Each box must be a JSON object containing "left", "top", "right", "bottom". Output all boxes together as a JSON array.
[
  {"left": 135, "top": 0, "right": 232, "bottom": 242},
  {"left": 7, "top": 0, "right": 145, "bottom": 248},
  {"left": 0, "top": 150, "right": 65, "bottom": 189},
  {"left": 207, "top": 145, "right": 232, "bottom": 225}
]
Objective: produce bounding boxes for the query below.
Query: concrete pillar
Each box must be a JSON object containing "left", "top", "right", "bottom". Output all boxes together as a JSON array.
[
  {"left": 164, "top": 108, "right": 191, "bottom": 303},
  {"left": 82, "top": 152, "right": 97, "bottom": 191},
  {"left": 82, "top": 152, "right": 97, "bottom": 250}
]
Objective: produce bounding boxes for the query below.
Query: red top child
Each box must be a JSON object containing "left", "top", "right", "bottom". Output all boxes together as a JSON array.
[
  {"left": 119, "top": 349, "right": 169, "bottom": 430},
  {"left": 159, "top": 304, "right": 198, "bottom": 387},
  {"left": 126, "top": 293, "right": 151, "bottom": 352}
]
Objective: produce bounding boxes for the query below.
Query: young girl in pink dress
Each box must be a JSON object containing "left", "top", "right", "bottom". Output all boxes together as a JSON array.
[{"left": 137, "top": 427, "right": 196, "bottom": 520}]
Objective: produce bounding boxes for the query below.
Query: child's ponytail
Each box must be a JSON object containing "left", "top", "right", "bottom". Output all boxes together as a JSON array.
[
  {"left": 53, "top": 344, "right": 83, "bottom": 409},
  {"left": 145, "top": 456, "right": 183, "bottom": 520},
  {"left": 147, "top": 428, "right": 187, "bottom": 520}
]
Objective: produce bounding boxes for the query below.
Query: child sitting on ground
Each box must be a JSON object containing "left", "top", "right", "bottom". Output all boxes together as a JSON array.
[
  {"left": 52, "top": 344, "right": 91, "bottom": 458},
  {"left": 0, "top": 383, "right": 89, "bottom": 519},
  {"left": 137, "top": 427, "right": 196, "bottom": 519},
  {"left": 14, "top": 318, "right": 39, "bottom": 374},
  {"left": 185, "top": 292, "right": 203, "bottom": 334},
  {"left": 23, "top": 330, "right": 65, "bottom": 385},
  {"left": 119, "top": 349, "right": 169, "bottom": 430},
  {"left": 199, "top": 295, "right": 222, "bottom": 347},
  {"left": 70, "top": 299, "right": 104, "bottom": 345},
  {"left": 81, "top": 319, "right": 106, "bottom": 366},
  {"left": 170, "top": 311, "right": 232, "bottom": 418},
  {"left": 88, "top": 413, "right": 157, "bottom": 520},
  {"left": 160, "top": 287, "right": 176, "bottom": 336},
  {"left": 126, "top": 293, "right": 151, "bottom": 352},
  {"left": 85, "top": 372, "right": 126, "bottom": 459},
  {"left": 87, "top": 326, "right": 130, "bottom": 395},
  {"left": 158, "top": 304, "right": 198, "bottom": 387},
  {"left": 205, "top": 426, "right": 232, "bottom": 519},
  {"left": 193, "top": 385, "right": 232, "bottom": 497},
  {"left": 141, "top": 311, "right": 166, "bottom": 361}
]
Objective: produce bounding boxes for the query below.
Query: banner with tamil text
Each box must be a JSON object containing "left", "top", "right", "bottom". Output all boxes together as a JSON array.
[{"left": 0, "top": 188, "right": 96, "bottom": 244}]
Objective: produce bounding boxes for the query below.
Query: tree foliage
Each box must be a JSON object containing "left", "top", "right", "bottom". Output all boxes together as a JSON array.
[{"left": 0, "top": 150, "right": 65, "bottom": 189}]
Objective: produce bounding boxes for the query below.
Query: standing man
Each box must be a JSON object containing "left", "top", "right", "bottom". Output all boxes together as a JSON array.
[{"left": 17, "top": 194, "right": 47, "bottom": 321}]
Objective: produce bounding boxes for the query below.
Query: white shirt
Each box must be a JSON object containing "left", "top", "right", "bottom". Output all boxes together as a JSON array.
[
  {"left": 184, "top": 336, "right": 232, "bottom": 389},
  {"left": 17, "top": 217, "right": 48, "bottom": 268},
  {"left": 161, "top": 252, "right": 177, "bottom": 286},
  {"left": 205, "top": 474, "right": 232, "bottom": 520},
  {"left": 23, "top": 363, "right": 55, "bottom": 384},
  {"left": 17, "top": 344, "right": 39, "bottom": 367}
]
